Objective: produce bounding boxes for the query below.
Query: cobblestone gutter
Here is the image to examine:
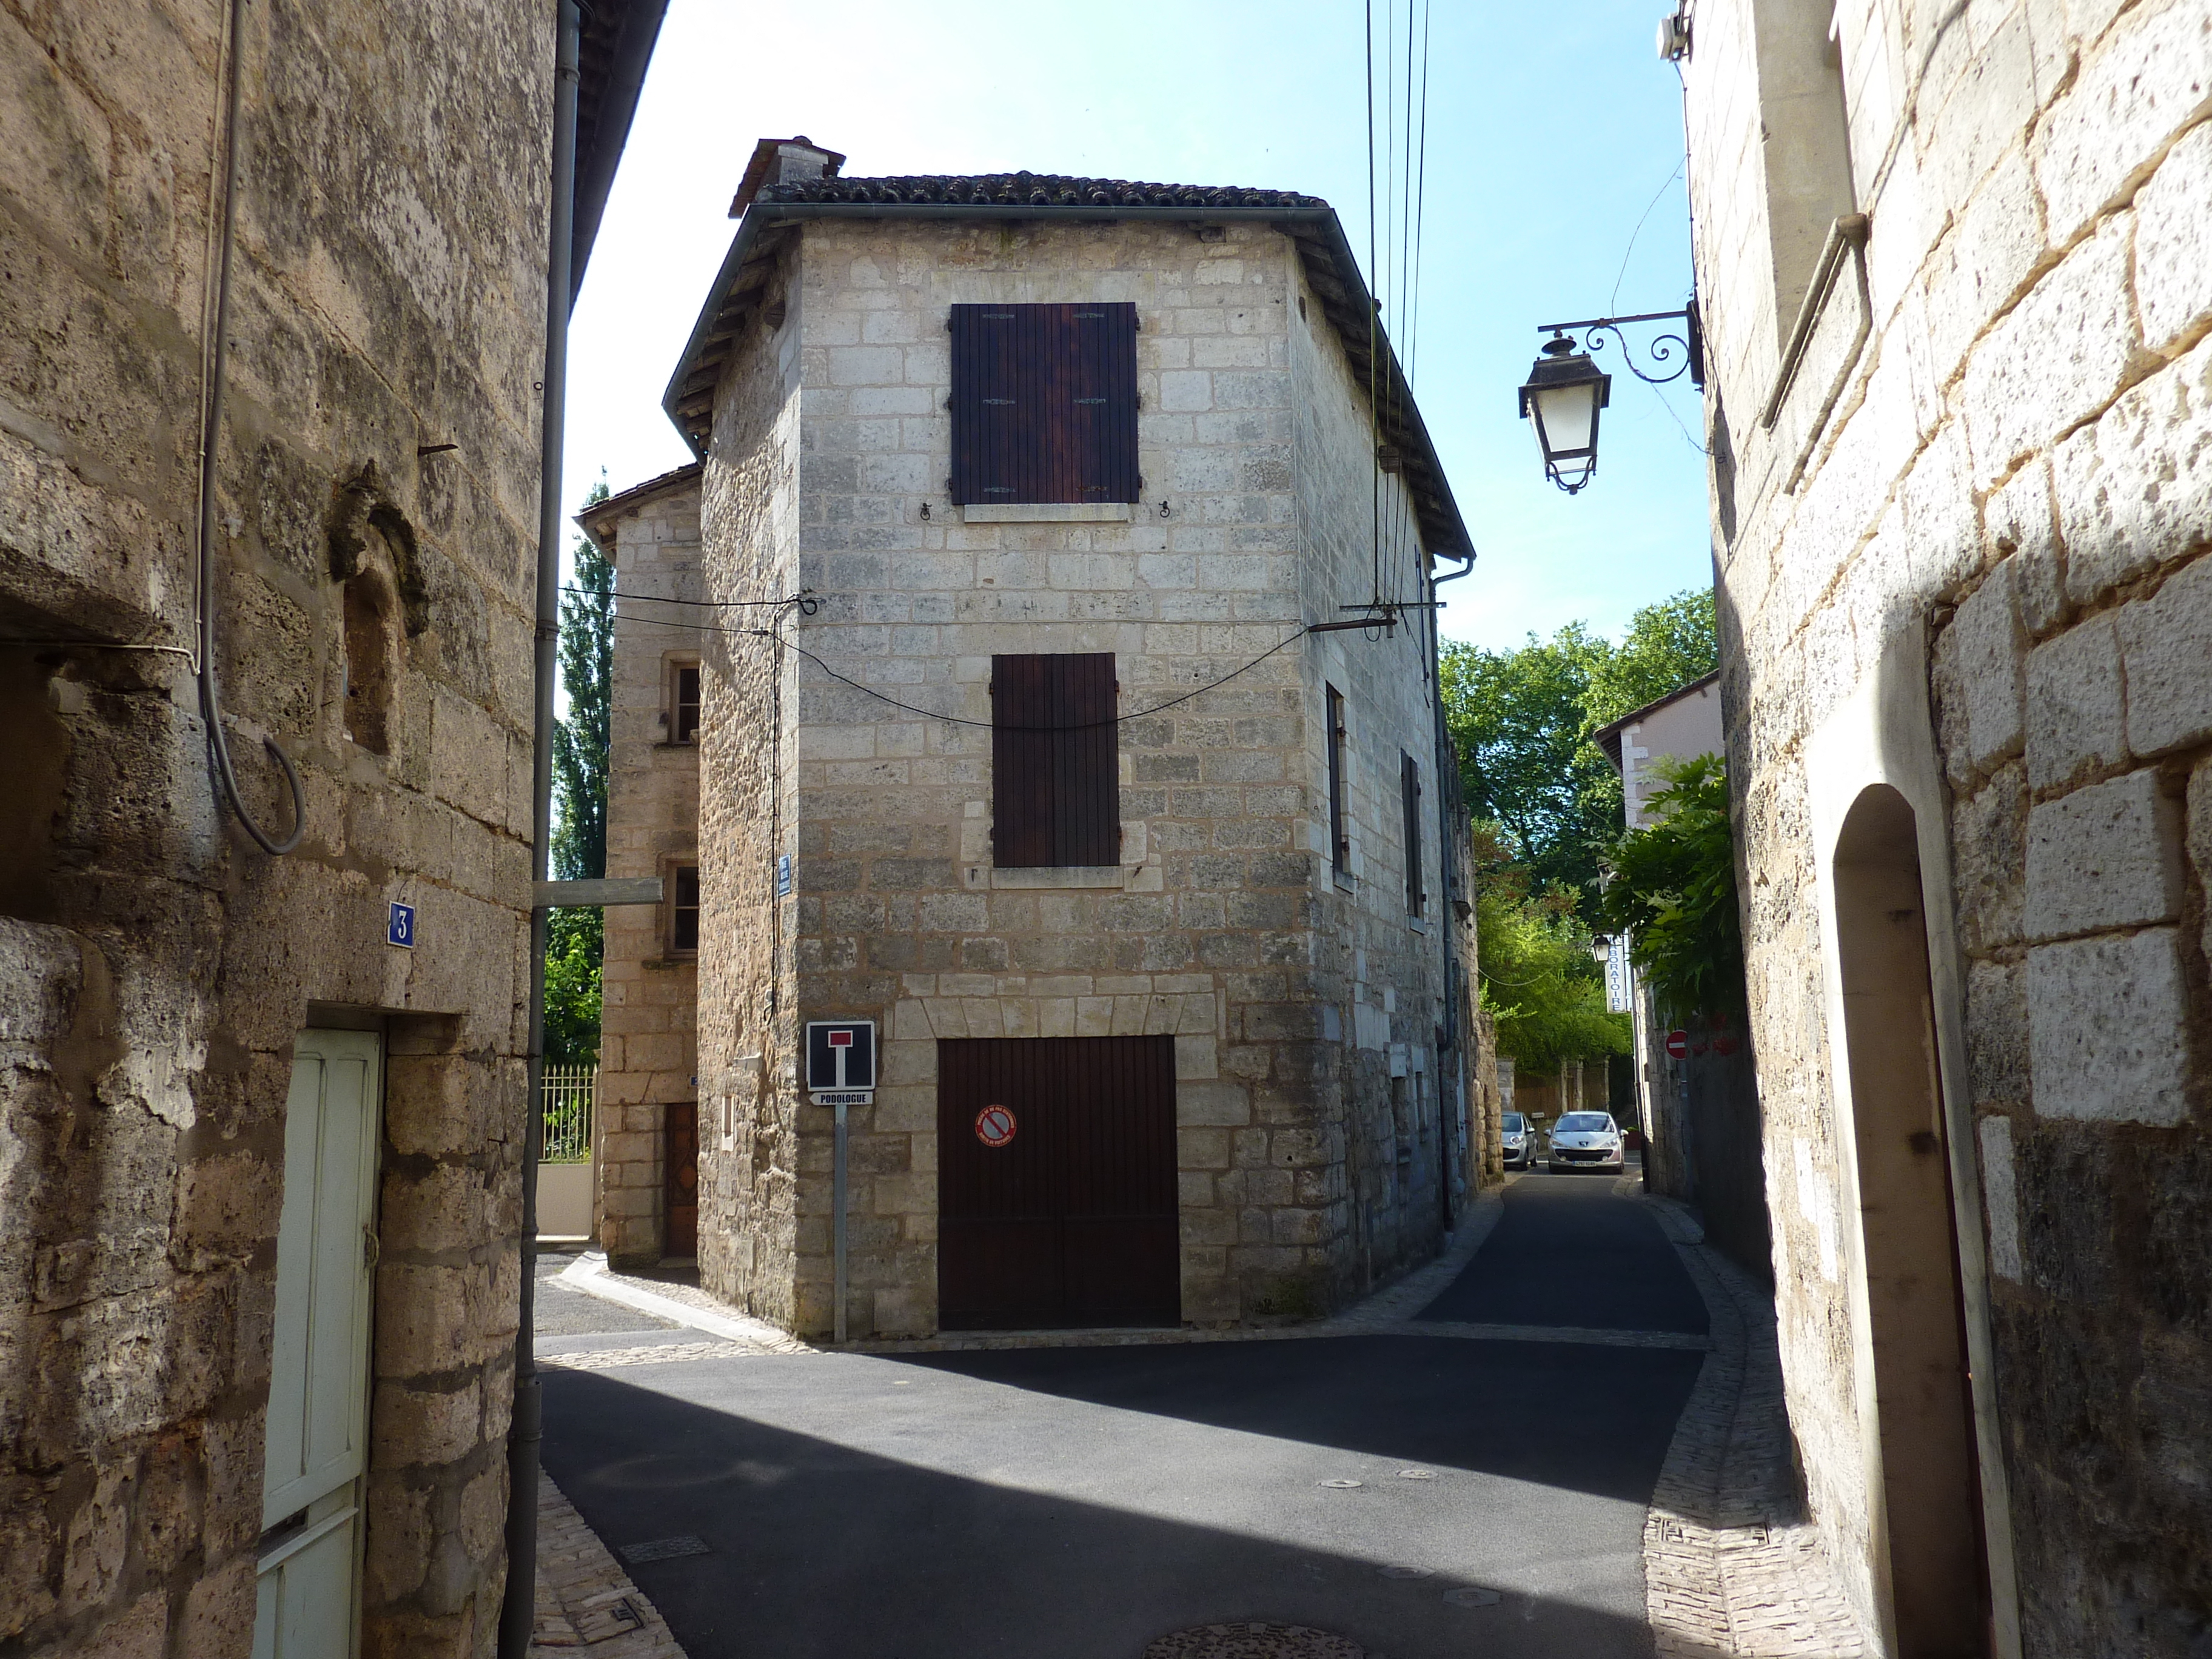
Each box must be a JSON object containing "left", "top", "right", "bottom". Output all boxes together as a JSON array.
[
  {"left": 1641, "top": 1196, "right": 1872, "bottom": 1658},
  {"left": 531, "top": 1473, "right": 689, "bottom": 1657}
]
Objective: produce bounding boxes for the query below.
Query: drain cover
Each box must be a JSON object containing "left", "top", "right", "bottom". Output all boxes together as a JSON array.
[
  {"left": 1316, "top": 1478, "right": 1363, "bottom": 1489},
  {"left": 617, "top": 1535, "right": 709, "bottom": 1564},
  {"left": 1441, "top": 1586, "right": 1503, "bottom": 1607},
  {"left": 1143, "top": 1624, "right": 1366, "bottom": 1659},
  {"left": 1396, "top": 1468, "right": 1438, "bottom": 1480},
  {"left": 1378, "top": 1564, "right": 1433, "bottom": 1579}
]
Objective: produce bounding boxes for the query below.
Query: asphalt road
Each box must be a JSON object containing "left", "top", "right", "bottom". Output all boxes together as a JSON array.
[{"left": 539, "top": 1173, "right": 1707, "bottom": 1659}]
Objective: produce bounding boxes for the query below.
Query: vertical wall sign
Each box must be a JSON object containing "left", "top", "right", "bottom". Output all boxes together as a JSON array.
[{"left": 776, "top": 854, "right": 793, "bottom": 897}]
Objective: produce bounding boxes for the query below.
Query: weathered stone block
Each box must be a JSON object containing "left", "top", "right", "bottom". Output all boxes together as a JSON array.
[
  {"left": 2132, "top": 119, "right": 2212, "bottom": 349},
  {"left": 2024, "top": 614, "right": 2126, "bottom": 789},
  {"left": 1949, "top": 561, "right": 2026, "bottom": 773},
  {"left": 1977, "top": 1114, "right": 2023, "bottom": 1282},
  {"left": 1952, "top": 763, "right": 2026, "bottom": 951},
  {"left": 2116, "top": 552, "right": 2212, "bottom": 759},
  {"left": 2023, "top": 769, "right": 2185, "bottom": 938},
  {"left": 2055, "top": 336, "right": 2212, "bottom": 608},
  {"left": 2026, "top": 927, "right": 2191, "bottom": 1124}
]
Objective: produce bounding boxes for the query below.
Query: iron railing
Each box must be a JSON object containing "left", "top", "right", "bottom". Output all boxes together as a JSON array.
[{"left": 540, "top": 1065, "right": 596, "bottom": 1164}]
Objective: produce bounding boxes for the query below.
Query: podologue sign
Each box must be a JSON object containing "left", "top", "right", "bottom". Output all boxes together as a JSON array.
[{"left": 805, "top": 1020, "right": 876, "bottom": 1104}]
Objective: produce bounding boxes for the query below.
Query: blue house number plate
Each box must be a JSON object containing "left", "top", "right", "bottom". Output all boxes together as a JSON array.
[{"left": 387, "top": 900, "right": 416, "bottom": 949}]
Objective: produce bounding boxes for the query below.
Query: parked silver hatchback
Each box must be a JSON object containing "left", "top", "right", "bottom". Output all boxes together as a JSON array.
[{"left": 1546, "top": 1111, "right": 1624, "bottom": 1174}]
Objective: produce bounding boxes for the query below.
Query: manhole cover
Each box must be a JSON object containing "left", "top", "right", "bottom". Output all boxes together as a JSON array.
[
  {"left": 1316, "top": 1478, "right": 1363, "bottom": 1489},
  {"left": 617, "top": 1535, "right": 710, "bottom": 1564},
  {"left": 1396, "top": 1468, "right": 1437, "bottom": 1480},
  {"left": 1378, "top": 1564, "right": 1433, "bottom": 1579},
  {"left": 1144, "top": 1624, "right": 1366, "bottom": 1659},
  {"left": 1441, "top": 1586, "right": 1503, "bottom": 1608}
]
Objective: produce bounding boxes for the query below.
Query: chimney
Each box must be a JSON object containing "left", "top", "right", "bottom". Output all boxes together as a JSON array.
[{"left": 728, "top": 135, "right": 846, "bottom": 218}]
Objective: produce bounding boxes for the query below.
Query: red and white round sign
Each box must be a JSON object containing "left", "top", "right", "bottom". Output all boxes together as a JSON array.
[
  {"left": 974, "top": 1104, "right": 1017, "bottom": 1148},
  {"left": 1664, "top": 1030, "right": 1690, "bottom": 1060}
]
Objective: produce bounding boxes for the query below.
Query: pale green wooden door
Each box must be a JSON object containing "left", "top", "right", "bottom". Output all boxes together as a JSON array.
[{"left": 254, "top": 1029, "right": 381, "bottom": 1659}]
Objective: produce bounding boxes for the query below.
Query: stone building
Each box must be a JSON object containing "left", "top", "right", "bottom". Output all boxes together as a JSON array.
[
  {"left": 0, "top": 4, "right": 661, "bottom": 1656},
  {"left": 594, "top": 139, "right": 1492, "bottom": 1338},
  {"left": 1592, "top": 674, "right": 1771, "bottom": 1276},
  {"left": 1677, "top": 0, "right": 2212, "bottom": 1651},
  {"left": 578, "top": 466, "right": 707, "bottom": 1265}
]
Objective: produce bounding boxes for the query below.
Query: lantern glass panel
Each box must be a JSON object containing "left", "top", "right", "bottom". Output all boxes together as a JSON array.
[{"left": 1535, "top": 380, "right": 1598, "bottom": 459}]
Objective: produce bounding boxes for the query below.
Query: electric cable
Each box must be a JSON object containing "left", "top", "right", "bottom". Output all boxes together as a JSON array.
[{"left": 196, "top": 0, "right": 304, "bottom": 856}]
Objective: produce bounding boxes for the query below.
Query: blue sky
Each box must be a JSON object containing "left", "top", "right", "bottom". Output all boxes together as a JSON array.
[{"left": 565, "top": 0, "right": 1712, "bottom": 652}]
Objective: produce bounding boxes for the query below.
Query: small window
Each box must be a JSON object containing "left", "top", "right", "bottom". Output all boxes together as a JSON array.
[
  {"left": 950, "top": 303, "right": 1139, "bottom": 506},
  {"left": 342, "top": 572, "right": 397, "bottom": 754},
  {"left": 668, "top": 862, "right": 700, "bottom": 955},
  {"left": 1326, "top": 685, "right": 1349, "bottom": 877},
  {"left": 991, "top": 653, "right": 1118, "bottom": 867},
  {"left": 1401, "top": 751, "right": 1425, "bottom": 917},
  {"left": 667, "top": 658, "right": 701, "bottom": 744}
]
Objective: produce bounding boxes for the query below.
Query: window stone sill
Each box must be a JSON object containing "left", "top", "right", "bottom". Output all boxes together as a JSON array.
[
  {"left": 960, "top": 503, "right": 1133, "bottom": 524},
  {"left": 963, "top": 863, "right": 1162, "bottom": 892}
]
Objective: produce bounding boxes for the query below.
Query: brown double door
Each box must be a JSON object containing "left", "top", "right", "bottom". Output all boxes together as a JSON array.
[{"left": 938, "top": 1035, "right": 1178, "bottom": 1330}]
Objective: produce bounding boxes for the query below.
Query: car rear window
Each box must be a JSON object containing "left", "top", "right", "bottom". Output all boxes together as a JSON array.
[{"left": 1559, "top": 1113, "right": 1613, "bottom": 1133}]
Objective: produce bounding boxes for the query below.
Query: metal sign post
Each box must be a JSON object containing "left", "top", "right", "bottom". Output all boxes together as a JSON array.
[
  {"left": 833, "top": 1098, "right": 848, "bottom": 1346},
  {"left": 804, "top": 1021, "right": 876, "bottom": 1347}
]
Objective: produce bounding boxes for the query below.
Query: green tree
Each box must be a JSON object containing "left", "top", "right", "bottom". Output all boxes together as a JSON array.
[
  {"left": 1592, "top": 753, "right": 1743, "bottom": 1028},
  {"left": 545, "top": 480, "right": 612, "bottom": 1067},
  {"left": 1439, "top": 588, "right": 1718, "bottom": 910},
  {"left": 551, "top": 484, "right": 613, "bottom": 882},
  {"left": 1469, "top": 825, "right": 1629, "bottom": 1075},
  {"left": 543, "top": 905, "right": 603, "bottom": 1066}
]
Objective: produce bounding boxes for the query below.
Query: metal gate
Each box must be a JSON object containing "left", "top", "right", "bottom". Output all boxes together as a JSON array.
[{"left": 937, "top": 1035, "right": 1178, "bottom": 1330}]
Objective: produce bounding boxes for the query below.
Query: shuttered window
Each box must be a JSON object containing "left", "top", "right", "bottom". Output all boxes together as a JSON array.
[
  {"left": 1327, "top": 685, "right": 1349, "bottom": 877},
  {"left": 1401, "top": 751, "right": 1425, "bottom": 917},
  {"left": 992, "top": 653, "right": 1119, "bottom": 866},
  {"left": 950, "top": 303, "right": 1139, "bottom": 506}
]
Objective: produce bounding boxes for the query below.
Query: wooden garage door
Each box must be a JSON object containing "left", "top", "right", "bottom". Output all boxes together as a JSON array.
[{"left": 938, "top": 1035, "right": 1179, "bottom": 1330}]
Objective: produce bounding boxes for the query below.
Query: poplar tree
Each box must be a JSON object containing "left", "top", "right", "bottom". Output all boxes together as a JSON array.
[{"left": 545, "top": 481, "right": 611, "bottom": 1065}]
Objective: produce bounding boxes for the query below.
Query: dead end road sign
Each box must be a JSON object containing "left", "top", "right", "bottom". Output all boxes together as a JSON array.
[{"left": 806, "top": 1021, "right": 876, "bottom": 1103}]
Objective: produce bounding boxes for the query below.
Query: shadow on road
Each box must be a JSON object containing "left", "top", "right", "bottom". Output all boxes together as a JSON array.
[{"left": 543, "top": 1329, "right": 1703, "bottom": 1659}]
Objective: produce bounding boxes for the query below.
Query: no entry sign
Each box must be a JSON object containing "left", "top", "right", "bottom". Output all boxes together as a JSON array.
[
  {"left": 1664, "top": 1029, "right": 1690, "bottom": 1060},
  {"left": 974, "top": 1104, "right": 1017, "bottom": 1148}
]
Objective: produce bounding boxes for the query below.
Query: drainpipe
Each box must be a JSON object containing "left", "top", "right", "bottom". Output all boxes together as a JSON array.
[
  {"left": 1427, "top": 549, "right": 1473, "bottom": 1218},
  {"left": 498, "top": 4, "right": 578, "bottom": 1655}
]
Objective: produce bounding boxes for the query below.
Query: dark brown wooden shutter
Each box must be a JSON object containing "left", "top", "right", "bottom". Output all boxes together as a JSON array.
[
  {"left": 1050, "top": 653, "right": 1119, "bottom": 864},
  {"left": 1327, "top": 685, "right": 1349, "bottom": 874},
  {"left": 951, "top": 304, "right": 1138, "bottom": 505},
  {"left": 1401, "top": 751, "right": 1424, "bottom": 915},
  {"left": 991, "top": 654, "right": 1054, "bottom": 866},
  {"left": 1062, "top": 304, "right": 1139, "bottom": 503},
  {"left": 992, "top": 652, "right": 1118, "bottom": 866}
]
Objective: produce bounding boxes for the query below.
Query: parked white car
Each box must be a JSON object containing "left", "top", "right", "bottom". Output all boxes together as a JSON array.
[
  {"left": 1547, "top": 1111, "right": 1624, "bottom": 1174},
  {"left": 1501, "top": 1110, "right": 1533, "bottom": 1170}
]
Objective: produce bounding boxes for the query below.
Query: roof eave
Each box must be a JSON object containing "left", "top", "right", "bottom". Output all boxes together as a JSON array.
[{"left": 660, "top": 199, "right": 1474, "bottom": 563}]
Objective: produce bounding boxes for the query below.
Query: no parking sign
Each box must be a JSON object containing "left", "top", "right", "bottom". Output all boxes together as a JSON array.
[{"left": 974, "top": 1104, "right": 1017, "bottom": 1148}]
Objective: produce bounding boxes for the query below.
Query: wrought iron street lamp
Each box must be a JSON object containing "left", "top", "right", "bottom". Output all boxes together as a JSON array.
[
  {"left": 1518, "top": 305, "right": 1706, "bottom": 494},
  {"left": 1518, "top": 337, "right": 1610, "bottom": 494},
  {"left": 1588, "top": 934, "right": 1614, "bottom": 966}
]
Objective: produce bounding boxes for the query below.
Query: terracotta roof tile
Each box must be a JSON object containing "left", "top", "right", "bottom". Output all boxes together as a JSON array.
[{"left": 759, "top": 172, "right": 1327, "bottom": 210}]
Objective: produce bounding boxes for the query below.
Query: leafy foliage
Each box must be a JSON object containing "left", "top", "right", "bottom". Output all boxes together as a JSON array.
[
  {"left": 543, "top": 905, "right": 603, "bottom": 1067},
  {"left": 551, "top": 484, "right": 613, "bottom": 883},
  {"left": 1469, "top": 824, "right": 1629, "bottom": 1075},
  {"left": 546, "top": 480, "right": 612, "bottom": 1067},
  {"left": 1592, "top": 753, "right": 1743, "bottom": 1028},
  {"left": 1439, "top": 588, "right": 1718, "bottom": 911}
]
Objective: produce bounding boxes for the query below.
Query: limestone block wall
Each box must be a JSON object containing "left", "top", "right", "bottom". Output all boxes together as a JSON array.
[
  {"left": 1684, "top": 0, "right": 2212, "bottom": 1649},
  {"left": 587, "top": 477, "right": 705, "bottom": 1264},
  {"left": 685, "top": 216, "right": 1465, "bottom": 1338},
  {"left": 0, "top": 4, "right": 551, "bottom": 1655}
]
